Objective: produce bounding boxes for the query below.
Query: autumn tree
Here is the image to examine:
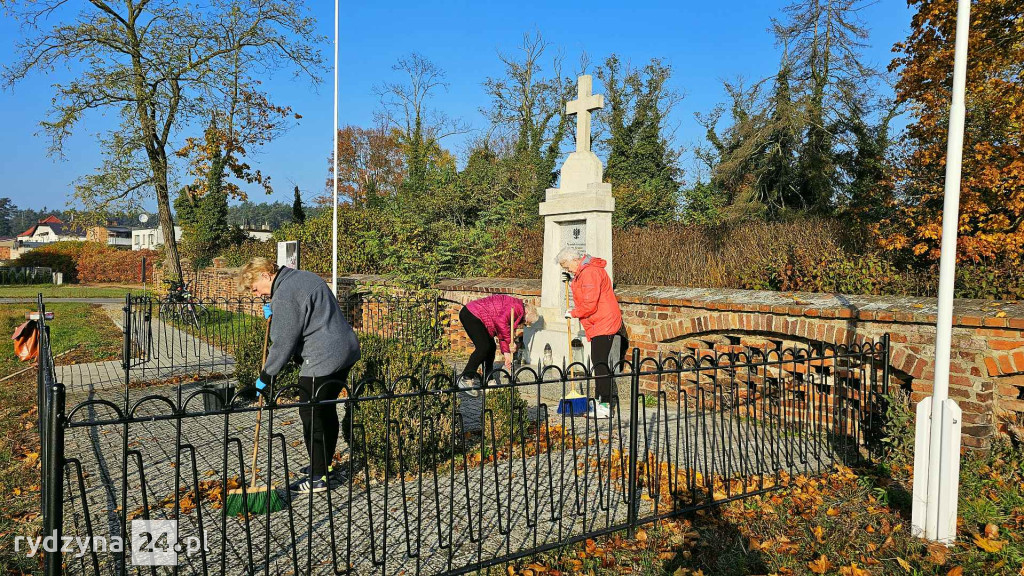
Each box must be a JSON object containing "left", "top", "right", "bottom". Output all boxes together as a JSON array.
[
  {"left": 879, "top": 0, "right": 1024, "bottom": 264},
  {"left": 326, "top": 125, "right": 405, "bottom": 208},
  {"left": 2, "top": 0, "right": 323, "bottom": 281}
]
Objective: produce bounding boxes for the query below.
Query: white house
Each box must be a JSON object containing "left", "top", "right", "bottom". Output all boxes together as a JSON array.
[
  {"left": 13, "top": 215, "right": 86, "bottom": 257},
  {"left": 243, "top": 228, "right": 274, "bottom": 242},
  {"left": 132, "top": 226, "right": 182, "bottom": 251}
]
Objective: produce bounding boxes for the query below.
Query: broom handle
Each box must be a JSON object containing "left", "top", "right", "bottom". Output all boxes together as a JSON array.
[
  {"left": 249, "top": 314, "right": 271, "bottom": 489},
  {"left": 510, "top": 307, "right": 515, "bottom": 359},
  {"left": 564, "top": 281, "right": 574, "bottom": 365}
]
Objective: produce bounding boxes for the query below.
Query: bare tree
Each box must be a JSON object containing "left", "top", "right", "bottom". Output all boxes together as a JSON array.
[
  {"left": 374, "top": 53, "right": 468, "bottom": 193},
  {"left": 2, "top": 0, "right": 324, "bottom": 280},
  {"left": 482, "top": 31, "right": 577, "bottom": 208}
]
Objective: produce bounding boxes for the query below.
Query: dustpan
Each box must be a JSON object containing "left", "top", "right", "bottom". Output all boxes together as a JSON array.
[{"left": 557, "top": 387, "right": 588, "bottom": 416}]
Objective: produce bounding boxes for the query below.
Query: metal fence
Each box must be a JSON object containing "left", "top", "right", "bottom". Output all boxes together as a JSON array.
[
  {"left": 1, "top": 266, "right": 53, "bottom": 285},
  {"left": 38, "top": 291, "right": 892, "bottom": 575}
]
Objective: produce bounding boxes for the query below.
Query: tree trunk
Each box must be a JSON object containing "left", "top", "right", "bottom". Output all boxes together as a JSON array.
[{"left": 150, "top": 151, "right": 184, "bottom": 282}]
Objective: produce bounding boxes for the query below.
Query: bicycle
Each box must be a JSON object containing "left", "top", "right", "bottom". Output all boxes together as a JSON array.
[{"left": 161, "top": 279, "right": 209, "bottom": 330}]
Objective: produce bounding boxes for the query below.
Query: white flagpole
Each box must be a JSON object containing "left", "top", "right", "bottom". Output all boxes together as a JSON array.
[
  {"left": 331, "top": 0, "right": 340, "bottom": 296},
  {"left": 912, "top": 0, "right": 971, "bottom": 543}
]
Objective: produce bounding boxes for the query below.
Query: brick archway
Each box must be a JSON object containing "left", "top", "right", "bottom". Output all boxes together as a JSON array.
[
  {"left": 644, "top": 311, "right": 928, "bottom": 383},
  {"left": 652, "top": 311, "right": 868, "bottom": 348}
]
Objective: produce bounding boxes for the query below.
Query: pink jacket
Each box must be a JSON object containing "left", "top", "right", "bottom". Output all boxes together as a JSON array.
[{"left": 465, "top": 294, "right": 526, "bottom": 354}]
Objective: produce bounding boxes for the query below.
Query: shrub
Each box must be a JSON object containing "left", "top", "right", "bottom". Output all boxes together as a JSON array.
[
  {"left": 275, "top": 206, "right": 492, "bottom": 287},
  {"left": 218, "top": 239, "right": 275, "bottom": 268},
  {"left": 78, "top": 247, "right": 158, "bottom": 283},
  {"left": 12, "top": 241, "right": 90, "bottom": 282},
  {"left": 348, "top": 334, "right": 455, "bottom": 476},
  {"left": 12, "top": 241, "right": 157, "bottom": 284},
  {"left": 232, "top": 317, "right": 300, "bottom": 391},
  {"left": 478, "top": 386, "right": 529, "bottom": 451},
  {"left": 486, "top": 225, "right": 543, "bottom": 278}
]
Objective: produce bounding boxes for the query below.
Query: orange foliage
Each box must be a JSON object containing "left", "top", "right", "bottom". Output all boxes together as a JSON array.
[{"left": 879, "top": 0, "right": 1024, "bottom": 264}]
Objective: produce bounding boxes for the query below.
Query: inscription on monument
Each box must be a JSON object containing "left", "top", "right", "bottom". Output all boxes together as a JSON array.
[
  {"left": 561, "top": 220, "right": 587, "bottom": 254},
  {"left": 560, "top": 220, "right": 586, "bottom": 310}
]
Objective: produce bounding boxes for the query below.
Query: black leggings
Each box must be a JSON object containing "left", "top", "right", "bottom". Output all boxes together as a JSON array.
[
  {"left": 460, "top": 307, "right": 496, "bottom": 380},
  {"left": 591, "top": 328, "right": 629, "bottom": 403},
  {"left": 296, "top": 367, "right": 352, "bottom": 477}
]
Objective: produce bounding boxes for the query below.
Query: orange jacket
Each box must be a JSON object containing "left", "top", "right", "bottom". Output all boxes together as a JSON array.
[{"left": 570, "top": 257, "right": 622, "bottom": 339}]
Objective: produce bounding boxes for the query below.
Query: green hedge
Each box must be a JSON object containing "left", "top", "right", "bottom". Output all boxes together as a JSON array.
[{"left": 347, "top": 334, "right": 455, "bottom": 476}]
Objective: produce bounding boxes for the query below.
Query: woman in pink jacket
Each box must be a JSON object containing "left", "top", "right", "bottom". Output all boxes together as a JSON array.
[{"left": 458, "top": 294, "right": 538, "bottom": 387}]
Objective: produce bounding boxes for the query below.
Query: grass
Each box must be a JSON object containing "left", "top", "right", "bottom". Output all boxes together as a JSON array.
[
  {"left": 502, "top": 409, "right": 1024, "bottom": 576},
  {"left": 1, "top": 303, "right": 123, "bottom": 377},
  {"left": 0, "top": 372, "right": 43, "bottom": 575},
  {"left": 0, "top": 303, "right": 121, "bottom": 574},
  {"left": 0, "top": 284, "right": 150, "bottom": 299}
]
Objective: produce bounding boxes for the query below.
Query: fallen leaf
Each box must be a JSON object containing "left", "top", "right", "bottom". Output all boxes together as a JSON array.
[
  {"left": 947, "top": 567, "right": 963, "bottom": 576},
  {"left": 635, "top": 528, "right": 647, "bottom": 543},
  {"left": 812, "top": 525, "right": 825, "bottom": 543},
  {"left": 974, "top": 534, "right": 1005, "bottom": 553},
  {"left": 838, "top": 563, "right": 870, "bottom": 576},
  {"left": 984, "top": 523, "right": 999, "bottom": 539},
  {"left": 808, "top": 555, "right": 832, "bottom": 574},
  {"left": 896, "top": 557, "right": 912, "bottom": 573},
  {"left": 927, "top": 543, "right": 950, "bottom": 565}
]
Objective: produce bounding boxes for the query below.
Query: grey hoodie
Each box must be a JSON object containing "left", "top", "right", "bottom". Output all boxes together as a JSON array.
[{"left": 259, "top": 266, "right": 360, "bottom": 384}]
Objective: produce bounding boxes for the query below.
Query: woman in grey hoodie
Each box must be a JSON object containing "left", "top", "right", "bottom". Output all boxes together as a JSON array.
[{"left": 239, "top": 258, "right": 361, "bottom": 494}]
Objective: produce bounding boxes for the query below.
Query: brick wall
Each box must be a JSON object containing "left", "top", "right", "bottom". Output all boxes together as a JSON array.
[
  {"left": 437, "top": 278, "right": 1024, "bottom": 450},
  {"left": 155, "top": 264, "right": 1024, "bottom": 449}
]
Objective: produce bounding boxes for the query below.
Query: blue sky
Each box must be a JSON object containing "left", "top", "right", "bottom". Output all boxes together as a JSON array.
[{"left": 0, "top": 0, "right": 914, "bottom": 212}]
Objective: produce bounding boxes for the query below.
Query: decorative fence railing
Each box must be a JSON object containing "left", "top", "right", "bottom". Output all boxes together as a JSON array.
[
  {"left": 37, "top": 290, "right": 893, "bottom": 575},
  {"left": 1, "top": 266, "right": 53, "bottom": 285}
]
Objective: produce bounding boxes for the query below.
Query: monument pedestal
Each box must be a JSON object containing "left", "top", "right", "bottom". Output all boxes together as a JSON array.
[{"left": 524, "top": 181, "right": 615, "bottom": 365}]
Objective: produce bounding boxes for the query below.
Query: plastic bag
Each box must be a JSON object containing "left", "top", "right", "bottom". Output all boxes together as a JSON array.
[{"left": 12, "top": 320, "right": 39, "bottom": 362}]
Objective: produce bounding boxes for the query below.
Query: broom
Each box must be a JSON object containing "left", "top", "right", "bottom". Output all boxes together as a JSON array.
[
  {"left": 557, "top": 275, "right": 587, "bottom": 416},
  {"left": 225, "top": 314, "right": 284, "bottom": 516}
]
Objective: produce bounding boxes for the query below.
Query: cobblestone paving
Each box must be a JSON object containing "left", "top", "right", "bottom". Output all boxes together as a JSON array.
[{"left": 56, "top": 312, "right": 853, "bottom": 576}]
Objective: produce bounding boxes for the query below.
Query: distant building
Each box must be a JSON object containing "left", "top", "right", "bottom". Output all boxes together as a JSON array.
[
  {"left": 86, "top": 225, "right": 133, "bottom": 248},
  {"left": 133, "top": 226, "right": 182, "bottom": 251},
  {"left": 242, "top": 224, "right": 274, "bottom": 242},
  {"left": 18, "top": 215, "right": 84, "bottom": 244},
  {"left": 13, "top": 215, "right": 86, "bottom": 258}
]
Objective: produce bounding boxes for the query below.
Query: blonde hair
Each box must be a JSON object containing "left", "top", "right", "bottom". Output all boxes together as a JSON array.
[
  {"left": 524, "top": 304, "right": 539, "bottom": 325},
  {"left": 237, "top": 257, "right": 277, "bottom": 293}
]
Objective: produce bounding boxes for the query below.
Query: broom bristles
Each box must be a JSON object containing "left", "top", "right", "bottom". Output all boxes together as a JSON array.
[{"left": 224, "top": 485, "right": 284, "bottom": 516}]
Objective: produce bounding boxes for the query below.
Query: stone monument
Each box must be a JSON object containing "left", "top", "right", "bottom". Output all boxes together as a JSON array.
[{"left": 525, "top": 75, "right": 615, "bottom": 365}]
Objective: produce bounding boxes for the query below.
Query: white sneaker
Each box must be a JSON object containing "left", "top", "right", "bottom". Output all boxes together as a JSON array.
[
  {"left": 456, "top": 375, "right": 477, "bottom": 390},
  {"left": 589, "top": 402, "right": 611, "bottom": 419}
]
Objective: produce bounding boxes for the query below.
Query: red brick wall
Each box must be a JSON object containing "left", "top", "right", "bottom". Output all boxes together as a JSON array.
[
  {"left": 437, "top": 278, "right": 1024, "bottom": 450},
  {"left": 156, "top": 265, "right": 1024, "bottom": 449}
]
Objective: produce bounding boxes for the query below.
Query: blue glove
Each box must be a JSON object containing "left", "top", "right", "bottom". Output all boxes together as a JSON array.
[
  {"left": 254, "top": 378, "right": 267, "bottom": 397},
  {"left": 262, "top": 304, "right": 272, "bottom": 319}
]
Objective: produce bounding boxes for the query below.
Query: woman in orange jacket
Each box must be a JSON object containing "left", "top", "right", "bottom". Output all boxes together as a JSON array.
[{"left": 556, "top": 247, "right": 629, "bottom": 419}]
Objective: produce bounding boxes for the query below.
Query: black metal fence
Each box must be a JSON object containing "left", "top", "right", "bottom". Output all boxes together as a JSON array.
[{"left": 37, "top": 291, "right": 893, "bottom": 575}]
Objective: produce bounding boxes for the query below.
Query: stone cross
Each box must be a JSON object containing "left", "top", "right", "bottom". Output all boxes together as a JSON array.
[{"left": 566, "top": 75, "right": 604, "bottom": 154}]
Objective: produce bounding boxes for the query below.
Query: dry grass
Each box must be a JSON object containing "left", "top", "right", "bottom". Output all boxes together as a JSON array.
[{"left": 612, "top": 219, "right": 850, "bottom": 289}]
